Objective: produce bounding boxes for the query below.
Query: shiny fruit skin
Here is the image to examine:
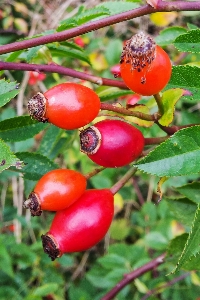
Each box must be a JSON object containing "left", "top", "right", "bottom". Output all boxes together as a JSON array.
[
  {"left": 27, "top": 169, "right": 87, "bottom": 215},
  {"left": 42, "top": 189, "right": 114, "bottom": 258},
  {"left": 120, "top": 45, "right": 172, "bottom": 96},
  {"left": 44, "top": 83, "right": 100, "bottom": 129},
  {"left": 81, "top": 119, "right": 144, "bottom": 168}
]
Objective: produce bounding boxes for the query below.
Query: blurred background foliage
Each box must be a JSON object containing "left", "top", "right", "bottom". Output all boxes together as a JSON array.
[{"left": 1, "top": 0, "right": 200, "bottom": 299}]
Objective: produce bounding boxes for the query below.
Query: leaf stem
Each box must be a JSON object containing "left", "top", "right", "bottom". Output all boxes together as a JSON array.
[
  {"left": 110, "top": 166, "right": 137, "bottom": 195},
  {"left": 154, "top": 93, "right": 163, "bottom": 115}
]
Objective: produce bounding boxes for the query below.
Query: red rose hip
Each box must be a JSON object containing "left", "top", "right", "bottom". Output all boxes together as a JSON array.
[
  {"left": 23, "top": 169, "right": 87, "bottom": 216},
  {"left": 80, "top": 119, "right": 144, "bottom": 168},
  {"left": 120, "top": 32, "right": 172, "bottom": 96},
  {"left": 27, "top": 82, "right": 101, "bottom": 129},
  {"left": 41, "top": 189, "right": 114, "bottom": 260}
]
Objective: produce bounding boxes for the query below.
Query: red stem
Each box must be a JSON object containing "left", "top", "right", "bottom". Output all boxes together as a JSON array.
[
  {"left": 0, "top": 61, "right": 127, "bottom": 88},
  {"left": 0, "top": 2, "right": 200, "bottom": 55},
  {"left": 101, "top": 253, "right": 166, "bottom": 300}
]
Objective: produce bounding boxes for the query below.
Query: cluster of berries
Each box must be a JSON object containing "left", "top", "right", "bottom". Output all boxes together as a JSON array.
[{"left": 25, "top": 32, "right": 171, "bottom": 260}]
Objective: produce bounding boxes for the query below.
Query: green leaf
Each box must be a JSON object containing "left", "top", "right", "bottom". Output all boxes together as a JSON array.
[
  {"left": 155, "top": 27, "right": 187, "bottom": 47},
  {"left": 105, "top": 39, "right": 123, "bottom": 65},
  {"left": 0, "top": 139, "right": 22, "bottom": 173},
  {"left": 97, "top": 1, "right": 139, "bottom": 15},
  {"left": 167, "top": 65, "right": 200, "bottom": 101},
  {"left": 171, "top": 204, "right": 200, "bottom": 273},
  {"left": 176, "top": 182, "right": 200, "bottom": 204},
  {"left": 144, "top": 231, "right": 168, "bottom": 250},
  {"left": 0, "top": 116, "right": 48, "bottom": 142},
  {"left": 166, "top": 197, "right": 197, "bottom": 226},
  {"left": 0, "top": 240, "right": 14, "bottom": 277},
  {"left": 32, "top": 283, "right": 59, "bottom": 296},
  {"left": 47, "top": 44, "right": 90, "bottom": 64},
  {"left": 135, "top": 126, "right": 200, "bottom": 177},
  {"left": 26, "top": 45, "right": 42, "bottom": 62},
  {"left": 174, "top": 29, "right": 200, "bottom": 53},
  {"left": 57, "top": 7, "right": 110, "bottom": 31},
  {"left": 0, "top": 79, "right": 20, "bottom": 107},
  {"left": 15, "top": 152, "right": 58, "bottom": 180},
  {"left": 96, "top": 86, "right": 133, "bottom": 101},
  {"left": 167, "top": 233, "right": 188, "bottom": 264},
  {"left": 158, "top": 88, "right": 184, "bottom": 126},
  {"left": 110, "top": 219, "right": 130, "bottom": 240}
]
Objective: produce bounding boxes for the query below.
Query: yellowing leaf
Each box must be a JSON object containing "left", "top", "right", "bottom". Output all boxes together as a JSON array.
[
  {"left": 14, "top": 2, "right": 28, "bottom": 16},
  {"left": 150, "top": 12, "right": 178, "bottom": 27},
  {"left": 124, "top": 104, "right": 154, "bottom": 127},
  {"left": 158, "top": 88, "right": 184, "bottom": 126},
  {"left": 157, "top": 176, "right": 168, "bottom": 203},
  {"left": 171, "top": 220, "right": 185, "bottom": 238},
  {"left": 89, "top": 52, "right": 108, "bottom": 71},
  {"left": 14, "top": 18, "right": 28, "bottom": 34},
  {"left": 114, "top": 193, "right": 124, "bottom": 215}
]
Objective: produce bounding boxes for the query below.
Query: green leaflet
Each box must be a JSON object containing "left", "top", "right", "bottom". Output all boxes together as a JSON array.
[
  {"left": 135, "top": 126, "right": 200, "bottom": 177},
  {"left": 174, "top": 29, "right": 200, "bottom": 53}
]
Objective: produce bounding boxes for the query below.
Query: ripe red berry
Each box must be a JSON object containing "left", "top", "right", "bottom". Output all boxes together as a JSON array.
[
  {"left": 23, "top": 169, "right": 87, "bottom": 216},
  {"left": 27, "top": 82, "right": 101, "bottom": 130},
  {"left": 41, "top": 189, "right": 114, "bottom": 260},
  {"left": 120, "top": 32, "right": 172, "bottom": 96},
  {"left": 110, "top": 64, "right": 121, "bottom": 78},
  {"left": 28, "top": 71, "right": 46, "bottom": 85},
  {"left": 80, "top": 119, "right": 144, "bottom": 168}
]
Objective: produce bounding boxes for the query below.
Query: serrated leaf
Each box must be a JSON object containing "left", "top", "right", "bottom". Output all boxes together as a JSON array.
[
  {"left": 0, "top": 116, "right": 48, "bottom": 142},
  {"left": 47, "top": 44, "right": 90, "bottom": 64},
  {"left": 96, "top": 86, "right": 133, "bottom": 101},
  {"left": 174, "top": 29, "right": 200, "bottom": 53},
  {"left": 171, "top": 204, "right": 200, "bottom": 274},
  {"left": 167, "top": 65, "right": 200, "bottom": 101},
  {"left": 15, "top": 152, "right": 58, "bottom": 180},
  {"left": 0, "top": 139, "right": 21, "bottom": 173},
  {"left": 97, "top": 1, "right": 139, "bottom": 15},
  {"left": 0, "top": 79, "right": 20, "bottom": 107},
  {"left": 135, "top": 126, "right": 200, "bottom": 177},
  {"left": 124, "top": 104, "right": 154, "bottom": 127},
  {"left": 158, "top": 88, "right": 184, "bottom": 126},
  {"left": 166, "top": 197, "right": 197, "bottom": 226},
  {"left": 155, "top": 27, "right": 187, "bottom": 47},
  {"left": 176, "top": 182, "right": 200, "bottom": 204}
]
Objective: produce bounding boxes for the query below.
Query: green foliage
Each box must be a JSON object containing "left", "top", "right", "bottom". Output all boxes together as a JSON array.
[
  {"left": 1, "top": 1, "right": 200, "bottom": 299},
  {"left": 135, "top": 126, "right": 200, "bottom": 177}
]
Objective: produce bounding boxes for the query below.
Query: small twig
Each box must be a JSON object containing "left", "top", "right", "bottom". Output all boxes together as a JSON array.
[
  {"left": 132, "top": 177, "right": 145, "bottom": 206},
  {"left": 0, "top": 61, "right": 127, "bottom": 88},
  {"left": 101, "top": 253, "right": 166, "bottom": 300},
  {"left": 84, "top": 166, "right": 106, "bottom": 180},
  {"left": 145, "top": 136, "right": 169, "bottom": 145},
  {"left": 156, "top": 122, "right": 199, "bottom": 135},
  {"left": 110, "top": 166, "right": 137, "bottom": 195},
  {"left": 101, "top": 103, "right": 157, "bottom": 122},
  {"left": 141, "top": 272, "right": 190, "bottom": 300},
  {"left": 71, "top": 252, "right": 89, "bottom": 281}
]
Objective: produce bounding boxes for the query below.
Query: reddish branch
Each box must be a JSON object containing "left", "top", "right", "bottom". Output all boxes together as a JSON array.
[
  {"left": 0, "top": 2, "right": 200, "bottom": 55},
  {"left": 0, "top": 61, "right": 127, "bottom": 88},
  {"left": 101, "top": 103, "right": 157, "bottom": 121},
  {"left": 101, "top": 253, "right": 166, "bottom": 300}
]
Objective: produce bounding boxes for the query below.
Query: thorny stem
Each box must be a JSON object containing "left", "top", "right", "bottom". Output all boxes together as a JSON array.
[
  {"left": 101, "top": 103, "right": 158, "bottom": 122},
  {"left": 0, "top": 61, "right": 127, "bottom": 89},
  {"left": 84, "top": 167, "right": 106, "bottom": 180},
  {"left": 101, "top": 253, "right": 166, "bottom": 300},
  {"left": 110, "top": 166, "right": 137, "bottom": 195},
  {"left": 0, "top": 2, "right": 200, "bottom": 55}
]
